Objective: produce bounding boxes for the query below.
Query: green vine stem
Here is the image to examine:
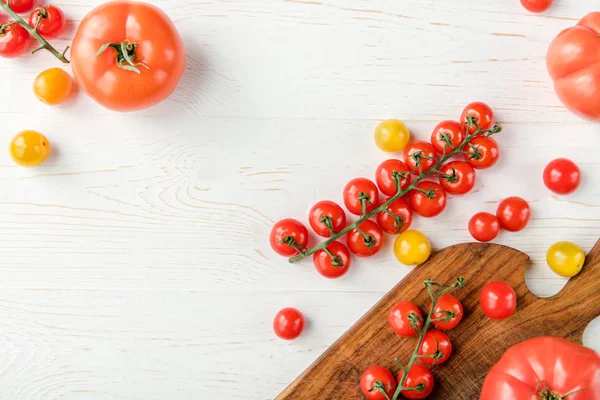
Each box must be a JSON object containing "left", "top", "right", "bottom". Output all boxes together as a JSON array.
[
  {"left": 0, "top": 2, "right": 70, "bottom": 63},
  {"left": 288, "top": 117, "right": 502, "bottom": 264}
]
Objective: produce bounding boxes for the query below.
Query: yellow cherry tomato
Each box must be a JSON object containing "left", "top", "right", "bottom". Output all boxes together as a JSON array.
[
  {"left": 33, "top": 68, "right": 73, "bottom": 105},
  {"left": 9, "top": 130, "right": 51, "bottom": 167},
  {"left": 546, "top": 241, "right": 585, "bottom": 277},
  {"left": 394, "top": 230, "right": 431, "bottom": 266},
  {"left": 374, "top": 119, "right": 410, "bottom": 152}
]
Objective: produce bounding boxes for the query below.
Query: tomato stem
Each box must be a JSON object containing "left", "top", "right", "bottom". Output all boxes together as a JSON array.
[
  {"left": 0, "top": 2, "right": 69, "bottom": 63},
  {"left": 97, "top": 40, "right": 148, "bottom": 74}
]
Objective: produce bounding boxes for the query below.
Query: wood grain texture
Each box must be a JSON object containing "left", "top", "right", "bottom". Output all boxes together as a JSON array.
[
  {"left": 278, "top": 240, "right": 600, "bottom": 399},
  {"left": 0, "top": 0, "right": 598, "bottom": 398}
]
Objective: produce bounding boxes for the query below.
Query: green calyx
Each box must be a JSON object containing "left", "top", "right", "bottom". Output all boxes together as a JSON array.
[{"left": 97, "top": 40, "right": 147, "bottom": 74}]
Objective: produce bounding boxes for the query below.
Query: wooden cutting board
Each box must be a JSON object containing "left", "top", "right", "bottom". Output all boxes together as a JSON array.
[{"left": 277, "top": 239, "right": 600, "bottom": 400}]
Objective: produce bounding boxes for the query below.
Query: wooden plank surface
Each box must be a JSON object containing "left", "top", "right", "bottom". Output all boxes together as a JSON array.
[{"left": 0, "top": 0, "right": 598, "bottom": 398}]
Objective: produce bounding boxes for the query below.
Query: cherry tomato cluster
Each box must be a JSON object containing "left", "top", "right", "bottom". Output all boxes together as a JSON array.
[
  {"left": 468, "top": 196, "right": 531, "bottom": 242},
  {"left": 0, "top": 0, "right": 65, "bottom": 58}
]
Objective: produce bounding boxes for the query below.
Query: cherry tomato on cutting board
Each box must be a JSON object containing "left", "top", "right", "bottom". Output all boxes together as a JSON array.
[
  {"left": 273, "top": 307, "right": 304, "bottom": 340},
  {"left": 463, "top": 136, "right": 499, "bottom": 169},
  {"left": 543, "top": 158, "right": 581, "bottom": 195},
  {"left": 376, "top": 198, "right": 412, "bottom": 234},
  {"left": 269, "top": 218, "right": 309, "bottom": 257},
  {"left": 0, "top": 23, "right": 29, "bottom": 58},
  {"left": 313, "top": 241, "right": 351, "bottom": 279},
  {"left": 404, "top": 141, "right": 437, "bottom": 174},
  {"left": 418, "top": 329, "right": 452, "bottom": 366},
  {"left": 394, "top": 230, "right": 431, "bottom": 266},
  {"left": 375, "top": 159, "right": 411, "bottom": 197},
  {"left": 388, "top": 301, "right": 423, "bottom": 337},
  {"left": 469, "top": 212, "right": 500, "bottom": 243},
  {"left": 374, "top": 119, "right": 410, "bottom": 153},
  {"left": 347, "top": 220, "right": 383, "bottom": 257},
  {"left": 9, "top": 130, "right": 51, "bottom": 167},
  {"left": 33, "top": 67, "right": 73, "bottom": 105},
  {"left": 431, "top": 294, "right": 464, "bottom": 331},
  {"left": 3, "top": 0, "right": 36, "bottom": 13},
  {"left": 480, "top": 281, "right": 517, "bottom": 320},
  {"left": 409, "top": 181, "right": 447, "bottom": 218},
  {"left": 308, "top": 200, "right": 346, "bottom": 238},
  {"left": 360, "top": 366, "right": 397, "bottom": 400},
  {"left": 29, "top": 5, "right": 65, "bottom": 38},
  {"left": 438, "top": 161, "right": 476, "bottom": 195},
  {"left": 496, "top": 197, "right": 530, "bottom": 232},
  {"left": 521, "top": 0, "right": 552, "bottom": 13},
  {"left": 546, "top": 241, "right": 585, "bottom": 278},
  {"left": 430, "top": 120, "right": 466, "bottom": 154},
  {"left": 400, "top": 364, "right": 435, "bottom": 399},
  {"left": 343, "top": 178, "right": 379, "bottom": 216},
  {"left": 461, "top": 102, "right": 494, "bottom": 133}
]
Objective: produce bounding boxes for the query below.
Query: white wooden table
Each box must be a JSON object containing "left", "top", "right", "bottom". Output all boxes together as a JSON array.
[{"left": 1, "top": 0, "right": 599, "bottom": 398}]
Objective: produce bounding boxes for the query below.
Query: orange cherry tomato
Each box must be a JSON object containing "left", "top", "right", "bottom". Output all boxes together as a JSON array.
[
  {"left": 9, "top": 130, "right": 51, "bottom": 167},
  {"left": 71, "top": 1, "right": 186, "bottom": 111},
  {"left": 33, "top": 67, "right": 73, "bottom": 105}
]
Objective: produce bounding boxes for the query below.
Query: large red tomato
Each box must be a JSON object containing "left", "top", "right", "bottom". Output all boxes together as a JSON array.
[
  {"left": 547, "top": 12, "right": 600, "bottom": 121},
  {"left": 71, "top": 1, "right": 186, "bottom": 111},
  {"left": 481, "top": 337, "right": 600, "bottom": 400}
]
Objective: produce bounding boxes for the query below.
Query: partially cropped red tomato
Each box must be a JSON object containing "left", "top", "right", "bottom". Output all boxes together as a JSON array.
[
  {"left": 343, "top": 178, "right": 379, "bottom": 216},
  {"left": 388, "top": 301, "right": 423, "bottom": 337},
  {"left": 400, "top": 364, "right": 435, "bottom": 399},
  {"left": 438, "top": 161, "right": 476, "bottom": 195},
  {"left": 469, "top": 212, "right": 500, "bottom": 242},
  {"left": 360, "top": 366, "right": 396, "bottom": 400},
  {"left": 480, "top": 281, "right": 517, "bottom": 320},
  {"left": 0, "top": 23, "right": 29, "bottom": 58},
  {"left": 481, "top": 337, "right": 600, "bottom": 400},
  {"left": 308, "top": 200, "right": 346, "bottom": 237},
  {"left": 347, "top": 220, "right": 383, "bottom": 257},
  {"left": 430, "top": 120, "right": 466, "bottom": 154},
  {"left": 520, "top": 0, "right": 552, "bottom": 13},
  {"left": 409, "top": 181, "right": 447, "bottom": 218},
  {"left": 313, "top": 241, "right": 351, "bottom": 279},
  {"left": 3, "top": 0, "right": 36, "bottom": 13},
  {"left": 71, "top": 1, "right": 186, "bottom": 111},
  {"left": 375, "top": 159, "right": 412, "bottom": 196},
  {"left": 496, "top": 197, "right": 530, "bottom": 232},
  {"left": 543, "top": 158, "right": 581, "bottom": 195},
  {"left": 269, "top": 218, "right": 309, "bottom": 257},
  {"left": 29, "top": 5, "right": 65, "bottom": 38},
  {"left": 460, "top": 102, "right": 494, "bottom": 133},
  {"left": 404, "top": 141, "right": 437, "bottom": 174},
  {"left": 418, "top": 330, "right": 452, "bottom": 366},
  {"left": 431, "top": 294, "right": 463, "bottom": 331},
  {"left": 463, "top": 136, "right": 499, "bottom": 169},
  {"left": 273, "top": 307, "right": 304, "bottom": 340},
  {"left": 377, "top": 198, "right": 412, "bottom": 234},
  {"left": 547, "top": 12, "right": 600, "bottom": 121}
]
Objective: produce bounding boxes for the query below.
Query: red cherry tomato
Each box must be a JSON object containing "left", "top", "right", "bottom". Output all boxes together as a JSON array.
[
  {"left": 343, "top": 178, "right": 379, "bottom": 216},
  {"left": 400, "top": 364, "right": 435, "bottom": 399},
  {"left": 543, "top": 158, "right": 581, "bottom": 195},
  {"left": 520, "top": 0, "right": 552, "bottom": 13},
  {"left": 430, "top": 120, "right": 466, "bottom": 154},
  {"left": 0, "top": 23, "right": 29, "bottom": 58},
  {"left": 347, "top": 220, "right": 383, "bottom": 257},
  {"left": 404, "top": 141, "right": 437, "bottom": 174},
  {"left": 431, "top": 294, "right": 464, "bottom": 331},
  {"left": 313, "top": 241, "right": 351, "bottom": 279},
  {"left": 496, "top": 197, "right": 530, "bottom": 232},
  {"left": 438, "top": 161, "right": 476, "bottom": 195},
  {"left": 463, "top": 136, "right": 499, "bottom": 169},
  {"left": 377, "top": 198, "right": 412, "bottom": 234},
  {"left": 388, "top": 301, "right": 423, "bottom": 337},
  {"left": 308, "top": 200, "right": 346, "bottom": 237},
  {"left": 3, "top": 0, "right": 36, "bottom": 13},
  {"left": 461, "top": 102, "right": 494, "bottom": 133},
  {"left": 269, "top": 218, "right": 309, "bottom": 257},
  {"left": 375, "top": 159, "right": 412, "bottom": 197},
  {"left": 360, "top": 366, "right": 396, "bottom": 400},
  {"left": 409, "top": 181, "right": 447, "bottom": 218},
  {"left": 273, "top": 307, "right": 304, "bottom": 340},
  {"left": 480, "top": 281, "right": 517, "bottom": 320},
  {"left": 29, "top": 5, "right": 65, "bottom": 39},
  {"left": 468, "top": 212, "right": 500, "bottom": 242},
  {"left": 418, "top": 330, "right": 452, "bottom": 366}
]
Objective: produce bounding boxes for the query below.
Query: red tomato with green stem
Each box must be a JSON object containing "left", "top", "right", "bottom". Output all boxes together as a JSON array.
[
  {"left": 269, "top": 218, "right": 309, "bottom": 257},
  {"left": 409, "top": 181, "right": 447, "bottom": 218},
  {"left": 400, "top": 364, "right": 435, "bottom": 399},
  {"left": 461, "top": 102, "right": 494, "bottom": 134},
  {"left": 480, "top": 281, "right": 517, "bottom": 320},
  {"left": 431, "top": 294, "right": 464, "bottom": 331},
  {"left": 347, "top": 220, "right": 383, "bottom": 257},
  {"left": 273, "top": 307, "right": 304, "bottom": 340},
  {"left": 388, "top": 301, "right": 423, "bottom": 337},
  {"left": 469, "top": 212, "right": 500, "bottom": 242},
  {"left": 377, "top": 198, "right": 412, "bottom": 234},
  {"left": 375, "top": 159, "right": 412, "bottom": 196},
  {"left": 438, "top": 161, "right": 476, "bottom": 195},
  {"left": 463, "top": 136, "right": 499, "bottom": 169},
  {"left": 0, "top": 22, "right": 29, "bottom": 57},
  {"left": 343, "top": 178, "right": 379, "bottom": 216},
  {"left": 404, "top": 141, "right": 437, "bottom": 174},
  {"left": 520, "top": 0, "right": 552, "bottom": 13},
  {"left": 418, "top": 329, "right": 452, "bottom": 366},
  {"left": 3, "top": 0, "right": 36, "bottom": 13},
  {"left": 543, "top": 158, "right": 581, "bottom": 195},
  {"left": 312, "top": 241, "right": 351, "bottom": 279},
  {"left": 360, "top": 366, "right": 397, "bottom": 400},
  {"left": 496, "top": 197, "right": 530, "bottom": 232},
  {"left": 29, "top": 5, "right": 65, "bottom": 38},
  {"left": 430, "top": 120, "right": 466, "bottom": 155},
  {"left": 308, "top": 200, "right": 346, "bottom": 237}
]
